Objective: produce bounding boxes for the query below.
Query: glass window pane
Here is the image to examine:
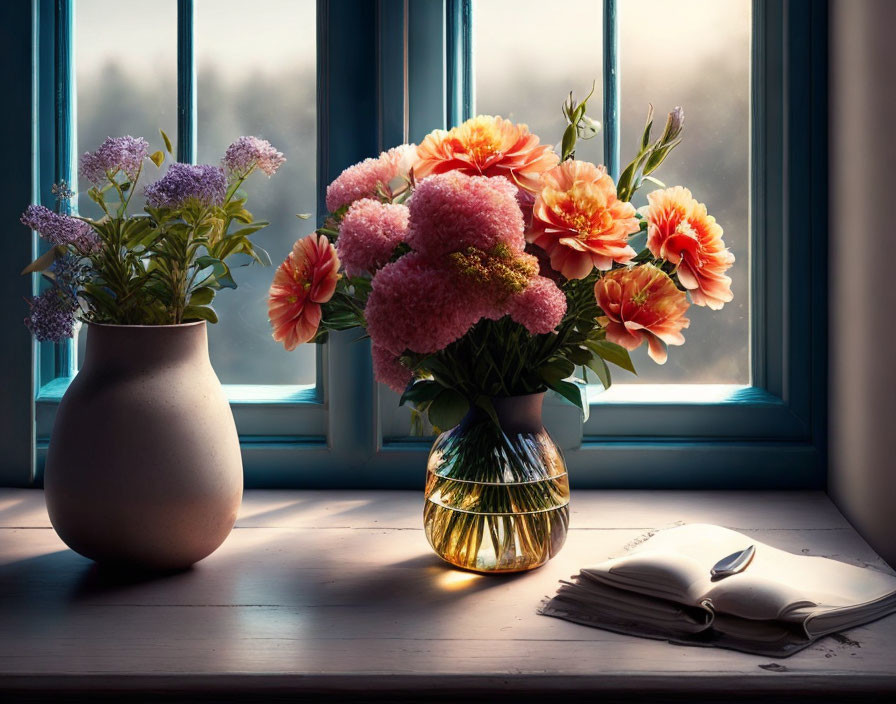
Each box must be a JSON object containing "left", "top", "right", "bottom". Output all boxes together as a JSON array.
[
  {"left": 617, "top": 0, "right": 751, "bottom": 384},
  {"left": 474, "top": 0, "right": 604, "bottom": 165},
  {"left": 75, "top": 0, "right": 178, "bottom": 366},
  {"left": 196, "top": 0, "right": 317, "bottom": 385}
]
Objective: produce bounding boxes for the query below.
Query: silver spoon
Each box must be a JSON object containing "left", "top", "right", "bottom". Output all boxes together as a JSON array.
[{"left": 711, "top": 544, "right": 756, "bottom": 581}]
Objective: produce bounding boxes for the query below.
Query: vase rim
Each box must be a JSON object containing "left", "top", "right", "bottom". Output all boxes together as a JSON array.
[
  {"left": 85, "top": 320, "right": 206, "bottom": 330},
  {"left": 489, "top": 390, "right": 547, "bottom": 400}
]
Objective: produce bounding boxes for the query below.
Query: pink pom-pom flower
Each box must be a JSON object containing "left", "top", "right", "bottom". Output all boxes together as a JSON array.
[
  {"left": 325, "top": 144, "right": 416, "bottom": 212},
  {"left": 506, "top": 275, "right": 567, "bottom": 335},
  {"left": 406, "top": 172, "right": 525, "bottom": 259},
  {"left": 365, "top": 253, "right": 482, "bottom": 356},
  {"left": 372, "top": 344, "right": 413, "bottom": 393},
  {"left": 336, "top": 199, "right": 409, "bottom": 276}
]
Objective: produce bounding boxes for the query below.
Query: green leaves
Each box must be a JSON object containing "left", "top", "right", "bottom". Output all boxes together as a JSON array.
[
  {"left": 149, "top": 150, "right": 165, "bottom": 168},
  {"left": 399, "top": 379, "right": 469, "bottom": 432},
  {"left": 194, "top": 256, "right": 237, "bottom": 290},
  {"left": 586, "top": 339, "right": 636, "bottom": 374},
  {"left": 538, "top": 357, "right": 576, "bottom": 386},
  {"left": 182, "top": 305, "right": 218, "bottom": 323},
  {"left": 160, "top": 129, "right": 174, "bottom": 155},
  {"left": 559, "top": 82, "right": 599, "bottom": 161},
  {"left": 428, "top": 388, "right": 469, "bottom": 431},
  {"left": 616, "top": 103, "right": 685, "bottom": 202}
]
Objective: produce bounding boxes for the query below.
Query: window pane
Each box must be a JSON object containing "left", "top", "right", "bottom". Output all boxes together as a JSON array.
[
  {"left": 617, "top": 0, "right": 751, "bottom": 384},
  {"left": 75, "top": 0, "right": 178, "bottom": 367},
  {"left": 196, "top": 0, "right": 317, "bottom": 385},
  {"left": 474, "top": 0, "right": 604, "bottom": 166}
]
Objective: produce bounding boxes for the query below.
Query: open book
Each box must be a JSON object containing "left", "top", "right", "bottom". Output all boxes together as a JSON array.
[{"left": 539, "top": 523, "right": 896, "bottom": 657}]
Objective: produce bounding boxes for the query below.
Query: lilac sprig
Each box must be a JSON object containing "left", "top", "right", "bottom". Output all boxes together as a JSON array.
[
  {"left": 20, "top": 205, "right": 101, "bottom": 253},
  {"left": 223, "top": 136, "right": 286, "bottom": 177},
  {"left": 144, "top": 163, "right": 227, "bottom": 209},
  {"left": 25, "top": 288, "right": 78, "bottom": 342},
  {"left": 80, "top": 136, "right": 149, "bottom": 184}
]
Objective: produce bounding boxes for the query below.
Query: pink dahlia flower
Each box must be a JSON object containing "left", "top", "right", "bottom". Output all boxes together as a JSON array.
[
  {"left": 594, "top": 264, "right": 690, "bottom": 365},
  {"left": 365, "top": 253, "right": 482, "bottom": 355},
  {"left": 529, "top": 160, "right": 640, "bottom": 280},
  {"left": 645, "top": 186, "right": 734, "bottom": 310},
  {"left": 415, "top": 115, "right": 559, "bottom": 192},
  {"left": 325, "top": 144, "right": 417, "bottom": 212},
  {"left": 406, "top": 172, "right": 525, "bottom": 258},
  {"left": 372, "top": 344, "right": 413, "bottom": 393},
  {"left": 336, "top": 199, "right": 409, "bottom": 276},
  {"left": 268, "top": 233, "right": 340, "bottom": 350},
  {"left": 506, "top": 275, "right": 567, "bottom": 335}
]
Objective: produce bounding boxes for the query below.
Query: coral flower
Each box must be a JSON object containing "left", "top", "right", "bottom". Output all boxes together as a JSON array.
[
  {"left": 594, "top": 264, "right": 690, "bottom": 365},
  {"left": 645, "top": 186, "right": 734, "bottom": 310},
  {"left": 529, "top": 160, "right": 641, "bottom": 280},
  {"left": 268, "top": 233, "right": 340, "bottom": 350},
  {"left": 415, "top": 115, "right": 559, "bottom": 192}
]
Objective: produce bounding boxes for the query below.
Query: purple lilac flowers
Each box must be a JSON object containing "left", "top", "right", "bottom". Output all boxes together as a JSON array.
[
  {"left": 25, "top": 289, "right": 77, "bottom": 342},
  {"left": 223, "top": 136, "right": 286, "bottom": 177},
  {"left": 20, "top": 205, "right": 101, "bottom": 253},
  {"left": 144, "top": 163, "right": 227, "bottom": 209},
  {"left": 80, "top": 136, "right": 149, "bottom": 184}
]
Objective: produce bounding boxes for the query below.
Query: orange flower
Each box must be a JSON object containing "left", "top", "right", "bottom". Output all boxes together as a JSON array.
[
  {"left": 645, "top": 186, "right": 734, "bottom": 310},
  {"left": 268, "top": 233, "right": 340, "bottom": 350},
  {"left": 594, "top": 264, "right": 690, "bottom": 365},
  {"left": 528, "top": 160, "right": 641, "bottom": 279},
  {"left": 415, "top": 115, "right": 559, "bottom": 192}
]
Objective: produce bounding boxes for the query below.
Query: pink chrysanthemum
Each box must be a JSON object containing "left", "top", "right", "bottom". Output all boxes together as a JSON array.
[
  {"left": 506, "top": 276, "right": 567, "bottom": 335},
  {"left": 325, "top": 144, "right": 417, "bottom": 212},
  {"left": 336, "top": 199, "right": 409, "bottom": 276},
  {"left": 406, "top": 172, "right": 525, "bottom": 259},
  {"left": 365, "top": 253, "right": 482, "bottom": 355},
  {"left": 372, "top": 344, "right": 413, "bottom": 393}
]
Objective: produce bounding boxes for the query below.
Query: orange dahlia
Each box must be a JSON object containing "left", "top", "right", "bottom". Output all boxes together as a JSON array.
[
  {"left": 268, "top": 232, "right": 340, "bottom": 350},
  {"left": 414, "top": 115, "right": 559, "bottom": 192},
  {"left": 645, "top": 186, "right": 734, "bottom": 310},
  {"left": 594, "top": 264, "right": 690, "bottom": 365},
  {"left": 529, "top": 160, "right": 640, "bottom": 280}
]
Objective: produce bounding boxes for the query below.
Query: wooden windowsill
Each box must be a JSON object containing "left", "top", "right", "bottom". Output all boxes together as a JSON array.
[{"left": 1, "top": 489, "right": 894, "bottom": 702}]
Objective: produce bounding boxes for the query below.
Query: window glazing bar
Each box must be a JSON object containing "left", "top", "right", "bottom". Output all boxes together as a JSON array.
[
  {"left": 177, "top": 0, "right": 196, "bottom": 163},
  {"left": 446, "top": 0, "right": 473, "bottom": 127},
  {"left": 603, "top": 0, "right": 620, "bottom": 179},
  {"left": 54, "top": 0, "right": 75, "bottom": 377}
]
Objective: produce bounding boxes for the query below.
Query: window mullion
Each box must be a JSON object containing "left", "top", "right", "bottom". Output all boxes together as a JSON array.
[
  {"left": 177, "top": 0, "right": 196, "bottom": 164},
  {"left": 602, "top": 0, "right": 620, "bottom": 180}
]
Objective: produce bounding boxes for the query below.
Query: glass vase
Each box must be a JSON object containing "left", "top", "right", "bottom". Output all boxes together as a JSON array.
[{"left": 423, "top": 392, "right": 570, "bottom": 573}]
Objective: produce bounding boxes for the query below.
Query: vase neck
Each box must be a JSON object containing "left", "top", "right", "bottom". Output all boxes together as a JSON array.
[
  {"left": 469, "top": 392, "right": 545, "bottom": 435},
  {"left": 81, "top": 322, "right": 210, "bottom": 372}
]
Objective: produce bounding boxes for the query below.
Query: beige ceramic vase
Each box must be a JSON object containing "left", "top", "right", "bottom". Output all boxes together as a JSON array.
[{"left": 45, "top": 321, "right": 242, "bottom": 571}]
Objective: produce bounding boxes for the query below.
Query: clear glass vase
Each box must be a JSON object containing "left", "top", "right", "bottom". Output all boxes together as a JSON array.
[{"left": 423, "top": 392, "right": 570, "bottom": 573}]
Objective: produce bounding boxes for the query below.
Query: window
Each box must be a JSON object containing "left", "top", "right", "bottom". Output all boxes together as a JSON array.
[{"left": 2, "top": 0, "right": 826, "bottom": 489}]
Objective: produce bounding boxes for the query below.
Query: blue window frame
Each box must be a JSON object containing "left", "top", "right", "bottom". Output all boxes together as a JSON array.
[{"left": 0, "top": 0, "right": 826, "bottom": 489}]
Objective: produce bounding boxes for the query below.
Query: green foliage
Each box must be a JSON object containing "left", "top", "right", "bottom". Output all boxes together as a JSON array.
[
  {"left": 560, "top": 82, "right": 600, "bottom": 161},
  {"left": 31, "top": 132, "right": 278, "bottom": 326},
  {"left": 616, "top": 104, "right": 684, "bottom": 202}
]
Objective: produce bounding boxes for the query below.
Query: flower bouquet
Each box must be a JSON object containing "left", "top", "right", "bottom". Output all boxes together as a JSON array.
[
  {"left": 270, "top": 91, "right": 734, "bottom": 572},
  {"left": 19, "top": 132, "right": 284, "bottom": 570}
]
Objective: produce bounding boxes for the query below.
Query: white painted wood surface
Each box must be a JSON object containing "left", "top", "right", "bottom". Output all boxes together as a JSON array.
[{"left": 0, "top": 489, "right": 894, "bottom": 701}]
